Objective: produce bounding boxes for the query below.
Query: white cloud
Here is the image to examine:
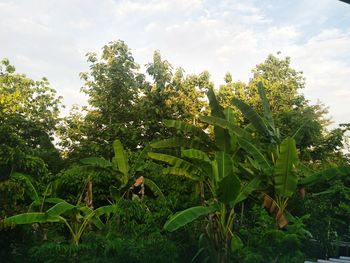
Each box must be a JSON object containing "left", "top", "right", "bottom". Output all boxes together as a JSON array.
[
  {"left": 0, "top": 0, "right": 349, "bottom": 127},
  {"left": 283, "top": 28, "right": 350, "bottom": 126}
]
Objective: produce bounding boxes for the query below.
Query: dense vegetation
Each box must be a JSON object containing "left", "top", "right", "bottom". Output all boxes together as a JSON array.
[{"left": 1, "top": 40, "right": 349, "bottom": 262}]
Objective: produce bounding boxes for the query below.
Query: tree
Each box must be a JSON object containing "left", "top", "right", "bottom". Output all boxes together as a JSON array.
[
  {"left": 228, "top": 54, "right": 331, "bottom": 160},
  {"left": 137, "top": 51, "right": 209, "bottom": 144},
  {"left": 0, "top": 59, "right": 63, "bottom": 174},
  {"left": 60, "top": 41, "right": 147, "bottom": 159}
]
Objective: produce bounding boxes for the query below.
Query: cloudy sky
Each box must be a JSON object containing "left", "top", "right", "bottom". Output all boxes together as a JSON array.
[{"left": 1, "top": 0, "right": 349, "bottom": 127}]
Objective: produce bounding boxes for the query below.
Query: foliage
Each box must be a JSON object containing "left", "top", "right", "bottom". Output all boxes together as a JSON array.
[
  {"left": 1, "top": 44, "right": 350, "bottom": 263},
  {"left": 236, "top": 205, "right": 307, "bottom": 263}
]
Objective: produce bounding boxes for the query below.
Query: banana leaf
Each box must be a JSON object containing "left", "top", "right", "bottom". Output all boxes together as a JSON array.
[
  {"left": 46, "top": 202, "right": 75, "bottom": 217},
  {"left": 234, "top": 178, "right": 260, "bottom": 204},
  {"left": 164, "top": 206, "right": 216, "bottom": 232},
  {"left": 238, "top": 137, "right": 271, "bottom": 172},
  {"left": 163, "top": 119, "right": 212, "bottom": 143},
  {"left": 151, "top": 137, "right": 211, "bottom": 151},
  {"left": 232, "top": 97, "right": 270, "bottom": 137},
  {"left": 10, "top": 172, "right": 39, "bottom": 203},
  {"left": 299, "top": 166, "right": 350, "bottom": 186},
  {"left": 112, "top": 139, "right": 129, "bottom": 185},
  {"left": 144, "top": 178, "right": 165, "bottom": 200},
  {"left": 274, "top": 137, "right": 299, "bottom": 198},
  {"left": 181, "top": 149, "right": 211, "bottom": 164},
  {"left": 80, "top": 157, "right": 112, "bottom": 169},
  {"left": 148, "top": 152, "right": 202, "bottom": 175},
  {"left": 217, "top": 173, "right": 241, "bottom": 204}
]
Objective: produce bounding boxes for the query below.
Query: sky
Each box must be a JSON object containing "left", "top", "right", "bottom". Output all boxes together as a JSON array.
[{"left": 1, "top": 0, "right": 350, "bottom": 127}]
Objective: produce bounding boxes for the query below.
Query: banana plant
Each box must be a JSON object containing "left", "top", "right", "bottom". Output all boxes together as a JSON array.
[
  {"left": 10, "top": 172, "right": 65, "bottom": 212},
  {"left": 225, "top": 82, "right": 301, "bottom": 227},
  {"left": 80, "top": 139, "right": 164, "bottom": 203},
  {"left": 148, "top": 89, "right": 260, "bottom": 262},
  {"left": 230, "top": 82, "right": 350, "bottom": 228},
  {"left": 149, "top": 148, "right": 259, "bottom": 263},
  {"left": 2, "top": 200, "right": 117, "bottom": 245}
]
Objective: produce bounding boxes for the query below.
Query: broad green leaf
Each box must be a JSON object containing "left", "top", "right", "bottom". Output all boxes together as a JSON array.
[
  {"left": 163, "top": 120, "right": 212, "bottom": 143},
  {"left": 274, "top": 137, "right": 299, "bottom": 198},
  {"left": 90, "top": 216, "right": 104, "bottom": 229},
  {"left": 215, "top": 152, "right": 235, "bottom": 180},
  {"left": 207, "top": 88, "right": 225, "bottom": 118},
  {"left": 10, "top": 172, "right": 39, "bottom": 203},
  {"left": 112, "top": 139, "right": 129, "bottom": 184},
  {"left": 162, "top": 167, "right": 200, "bottom": 180},
  {"left": 225, "top": 108, "right": 239, "bottom": 150},
  {"left": 80, "top": 157, "right": 112, "bottom": 169},
  {"left": 234, "top": 178, "right": 260, "bottom": 204},
  {"left": 207, "top": 88, "right": 231, "bottom": 152},
  {"left": 299, "top": 166, "right": 350, "bottom": 186},
  {"left": 3, "top": 213, "right": 58, "bottom": 225},
  {"left": 238, "top": 137, "right": 271, "bottom": 172},
  {"left": 46, "top": 202, "right": 75, "bottom": 217},
  {"left": 199, "top": 115, "right": 251, "bottom": 139},
  {"left": 151, "top": 137, "right": 211, "bottom": 151},
  {"left": 217, "top": 173, "right": 241, "bottom": 204},
  {"left": 148, "top": 152, "right": 202, "bottom": 175},
  {"left": 45, "top": 197, "right": 66, "bottom": 204},
  {"left": 181, "top": 149, "right": 211, "bottom": 164},
  {"left": 258, "top": 82, "right": 275, "bottom": 132},
  {"left": 144, "top": 178, "right": 165, "bottom": 200},
  {"left": 94, "top": 205, "right": 118, "bottom": 217},
  {"left": 231, "top": 235, "right": 244, "bottom": 251},
  {"left": 232, "top": 97, "right": 269, "bottom": 137},
  {"left": 164, "top": 206, "right": 216, "bottom": 232},
  {"left": 224, "top": 108, "right": 236, "bottom": 124}
]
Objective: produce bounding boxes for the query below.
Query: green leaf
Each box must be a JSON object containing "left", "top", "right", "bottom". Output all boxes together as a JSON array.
[
  {"left": 45, "top": 197, "right": 66, "bottom": 204},
  {"left": 46, "top": 202, "right": 75, "bottom": 217},
  {"left": 144, "top": 178, "right": 165, "bottom": 200},
  {"left": 207, "top": 88, "right": 231, "bottom": 152},
  {"left": 207, "top": 88, "right": 225, "bottom": 118},
  {"left": 199, "top": 116, "right": 251, "bottom": 139},
  {"left": 94, "top": 205, "right": 118, "bottom": 217},
  {"left": 299, "top": 166, "right": 350, "bottom": 186},
  {"left": 217, "top": 173, "right": 241, "bottom": 204},
  {"left": 151, "top": 137, "right": 211, "bottom": 151},
  {"left": 238, "top": 137, "right": 271, "bottom": 172},
  {"left": 224, "top": 108, "right": 239, "bottom": 150},
  {"left": 90, "top": 216, "right": 104, "bottom": 229},
  {"left": 164, "top": 206, "right": 216, "bottom": 232},
  {"left": 162, "top": 167, "right": 200, "bottom": 180},
  {"left": 215, "top": 152, "right": 235, "bottom": 180},
  {"left": 258, "top": 82, "right": 275, "bottom": 131},
  {"left": 234, "top": 178, "right": 260, "bottom": 204},
  {"left": 181, "top": 149, "right": 211, "bottom": 164},
  {"left": 224, "top": 108, "right": 236, "bottom": 124},
  {"left": 163, "top": 120, "right": 211, "bottom": 143},
  {"left": 232, "top": 97, "right": 269, "bottom": 137},
  {"left": 80, "top": 157, "right": 112, "bottom": 169},
  {"left": 274, "top": 137, "right": 299, "bottom": 198},
  {"left": 231, "top": 235, "right": 244, "bottom": 251},
  {"left": 112, "top": 139, "right": 129, "bottom": 184},
  {"left": 4, "top": 213, "right": 59, "bottom": 225},
  {"left": 10, "top": 172, "right": 39, "bottom": 203},
  {"left": 148, "top": 152, "right": 202, "bottom": 175}
]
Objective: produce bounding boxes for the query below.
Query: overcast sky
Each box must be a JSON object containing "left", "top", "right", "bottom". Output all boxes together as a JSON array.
[{"left": 1, "top": 0, "right": 349, "bottom": 127}]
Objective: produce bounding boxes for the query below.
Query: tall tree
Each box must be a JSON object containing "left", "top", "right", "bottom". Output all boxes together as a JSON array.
[
  {"left": 0, "top": 58, "right": 63, "bottom": 174},
  {"left": 136, "top": 51, "right": 209, "bottom": 144},
  {"left": 60, "top": 41, "right": 147, "bottom": 159}
]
